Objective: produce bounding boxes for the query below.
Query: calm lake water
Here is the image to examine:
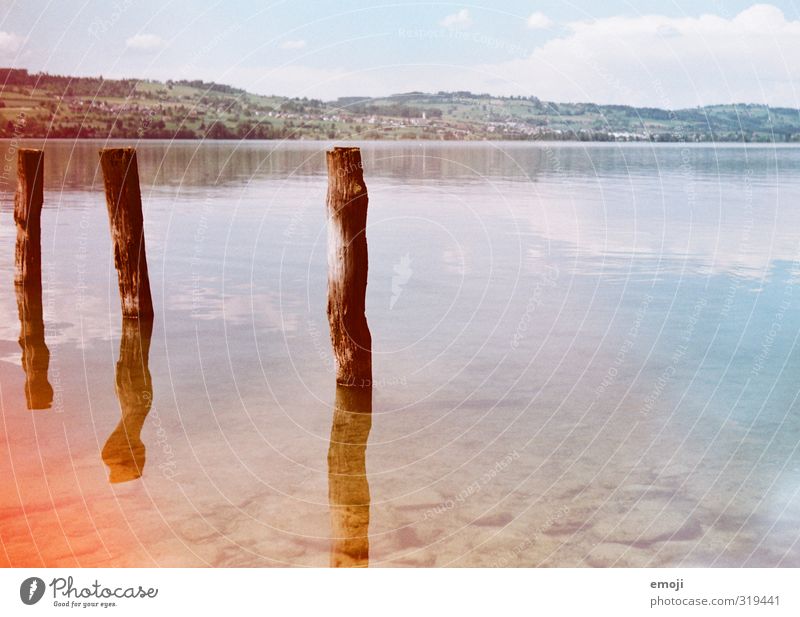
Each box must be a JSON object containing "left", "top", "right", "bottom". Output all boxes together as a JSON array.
[{"left": 1, "top": 140, "right": 799, "bottom": 567}]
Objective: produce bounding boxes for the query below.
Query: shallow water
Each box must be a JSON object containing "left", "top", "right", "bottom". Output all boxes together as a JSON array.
[{"left": 1, "top": 140, "right": 799, "bottom": 567}]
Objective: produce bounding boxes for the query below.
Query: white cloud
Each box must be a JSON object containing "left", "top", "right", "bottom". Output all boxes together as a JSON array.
[
  {"left": 125, "top": 33, "right": 165, "bottom": 52},
  {"left": 471, "top": 4, "right": 800, "bottom": 107},
  {"left": 0, "top": 31, "right": 23, "bottom": 56},
  {"left": 441, "top": 9, "right": 472, "bottom": 30},
  {"left": 280, "top": 39, "right": 306, "bottom": 50},
  {"left": 526, "top": 12, "right": 553, "bottom": 30}
]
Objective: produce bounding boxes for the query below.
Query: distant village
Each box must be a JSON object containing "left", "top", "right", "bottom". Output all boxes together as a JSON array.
[{"left": 2, "top": 69, "right": 798, "bottom": 142}]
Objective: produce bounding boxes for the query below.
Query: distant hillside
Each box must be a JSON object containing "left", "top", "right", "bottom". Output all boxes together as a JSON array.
[{"left": 2, "top": 68, "right": 800, "bottom": 142}]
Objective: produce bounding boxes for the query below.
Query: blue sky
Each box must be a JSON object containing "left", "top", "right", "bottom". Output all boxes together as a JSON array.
[{"left": 3, "top": 1, "right": 800, "bottom": 107}]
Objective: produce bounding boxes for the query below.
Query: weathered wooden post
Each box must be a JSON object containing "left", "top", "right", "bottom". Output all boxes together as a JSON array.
[
  {"left": 14, "top": 149, "right": 44, "bottom": 287},
  {"left": 102, "top": 318, "right": 153, "bottom": 483},
  {"left": 99, "top": 148, "right": 153, "bottom": 320},
  {"left": 326, "top": 147, "right": 372, "bottom": 386},
  {"left": 328, "top": 384, "right": 372, "bottom": 567},
  {"left": 13, "top": 148, "right": 52, "bottom": 410}
]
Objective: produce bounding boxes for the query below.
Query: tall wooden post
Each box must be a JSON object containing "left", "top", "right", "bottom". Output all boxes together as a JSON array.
[
  {"left": 99, "top": 148, "right": 153, "bottom": 320},
  {"left": 102, "top": 318, "right": 153, "bottom": 483},
  {"left": 14, "top": 149, "right": 44, "bottom": 287},
  {"left": 14, "top": 149, "right": 52, "bottom": 410},
  {"left": 328, "top": 385, "right": 372, "bottom": 567},
  {"left": 326, "top": 147, "right": 372, "bottom": 386}
]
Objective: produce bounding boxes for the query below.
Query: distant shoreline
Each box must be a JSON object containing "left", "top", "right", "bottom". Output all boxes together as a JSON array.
[
  {"left": 3, "top": 138, "right": 800, "bottom": 147},
  {"left": 3, "top": 69, "right": 800, "bottom": 144}
]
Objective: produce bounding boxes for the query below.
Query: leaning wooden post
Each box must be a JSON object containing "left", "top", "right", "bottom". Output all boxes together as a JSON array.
[
  {"left": 326, "top": 147, "right": 372, "bottom": 386},
  {"left": 99, "top": 148, "right": 154, "bottom": 320},
  {"left": 14, "top": 149, "right": 44, "bottom": 287}
]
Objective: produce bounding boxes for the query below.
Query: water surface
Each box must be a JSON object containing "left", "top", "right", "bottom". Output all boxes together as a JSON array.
[{"left": 1, "top": 140, "right": 799, "bottom": 567}]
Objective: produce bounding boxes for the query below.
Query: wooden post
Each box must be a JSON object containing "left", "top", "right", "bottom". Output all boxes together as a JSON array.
[
  {"left": 102, "top": 318, "right": 153, "bottom": 483},
  {"left": 14, "top": 149, "right": 44, "bottom": 287},
  {"left": 99, "top": 148, "right": 153, "bottom": 320},
  {"left": 328, "top": 385, "right": 372, "bottom": 567},
  {"left": 13, "top": 148, "right": 52, "bottom": 410},
  {"left": 15, "top": 284, "right": 53, "bottom": 410},
  {"left": 326, "top": 147, "right": 372, "bottom": 386}
]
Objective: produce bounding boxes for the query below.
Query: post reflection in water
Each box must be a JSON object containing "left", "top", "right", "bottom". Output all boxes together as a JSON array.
[
  {"left": 15, "top": 281, "right": 53, "bottom": 410},
  {"left": 102, "top": 318, "right": 154, "bottom": 484},
  {"left": 327, "top": 385, "right": 372, "bottom": 567}
]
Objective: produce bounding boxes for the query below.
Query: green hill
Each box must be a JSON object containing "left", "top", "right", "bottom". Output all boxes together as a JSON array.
[{"left": 2, "top": 68, "right": 799, "bottom": 142}]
